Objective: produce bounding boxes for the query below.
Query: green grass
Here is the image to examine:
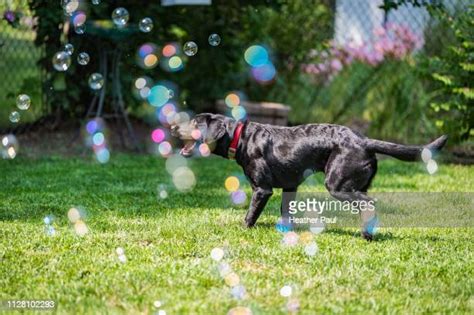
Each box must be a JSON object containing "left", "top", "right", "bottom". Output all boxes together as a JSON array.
[{"left": 0, "top": 155, "right": 473, "bottom": 314}]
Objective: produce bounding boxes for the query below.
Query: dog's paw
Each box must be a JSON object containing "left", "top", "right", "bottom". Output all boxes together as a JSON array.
[
  {"left": 243, "top": 220, "right": 255, "bottom": 228},
  {"left": 361, "top": 231, "right": 374, "bottom": 242}
]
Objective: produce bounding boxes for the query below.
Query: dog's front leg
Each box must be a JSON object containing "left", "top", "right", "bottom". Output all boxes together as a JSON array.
[
  {"left": 281, "top": 188, "right": 297, "bottom": 220},
  {"left": 244, "top": 187, "right": 273, "bottom": 227}
]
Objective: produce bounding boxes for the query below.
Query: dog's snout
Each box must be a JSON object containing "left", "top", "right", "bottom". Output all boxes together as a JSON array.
[{"left": 171, "top": 125, "right": 179, "bottom": 137}]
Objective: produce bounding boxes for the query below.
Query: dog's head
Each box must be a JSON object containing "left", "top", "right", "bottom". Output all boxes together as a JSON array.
[{"left": 171, "top": 113, "right": 234, "bottom": 157}]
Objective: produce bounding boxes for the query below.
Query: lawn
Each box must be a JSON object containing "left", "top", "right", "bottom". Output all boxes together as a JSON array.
[{"left": 0, "top": 155, "right": 473, "bottom": 314}]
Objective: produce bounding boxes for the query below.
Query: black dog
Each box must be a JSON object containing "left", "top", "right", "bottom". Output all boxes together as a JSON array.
[{"left": 171, "top": 113, "right": 447, "bottom": 239}]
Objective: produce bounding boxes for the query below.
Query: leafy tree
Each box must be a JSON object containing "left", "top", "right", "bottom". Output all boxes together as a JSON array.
[{"left": 423, "top": 4, "right": 473, "bottom": 142}]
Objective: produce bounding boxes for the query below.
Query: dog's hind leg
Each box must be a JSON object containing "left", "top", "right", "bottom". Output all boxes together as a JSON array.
[
  {"left": 324, "top": 151, "right": 378, "bottom": 240},
  {"left": 244, "top": 187, "right": 273, "bottom": 228}
]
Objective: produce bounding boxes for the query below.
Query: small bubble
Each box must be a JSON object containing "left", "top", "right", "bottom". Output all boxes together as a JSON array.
[
  {"left": 92, "top": 0, "right": 101, "bottom": 4},
  {"left": 64, "top": 43, "right": 74, "bottom": 55},
  {"left": 116, "top": 247, "right": 124, "bottom": 255},
  {"left": 304, "top": 242, "right": 319, "bottom": 256},
  {"left": 112, "top": 7, "right": 129, "bottom": 27},
  {"left": 210, "top": 247, "right": 224, "bottom": 261},
  {"left": 280, "top": 285, "right": 292, "bottom": 297},
  {"left": 9, "top": 111, "right": 20, "bottom": 123},
  {"left": 421, "top": 148, "right": 432, "bottom": 163},
  {"left": 208, "top": 33, "right": 221, "bottom": 46},
  {"left": 77, "top": 52, "right": 90, "bottom": 65},
  {"left": 183, "top": 41, "right": 198, "bottom": 56},
  {"left": 426, "top": 159, "right": 438, "bottom": 175},
  {"left": 88, "top": 73, "right": 104, "bottom": 90},
  {"left": 74, "top": 24, "right": 86, "bottom": 34},
  {"left": 118, "top": 254, "right": 127, "bottom": 263},
  {"left": 139, "top": 17, "right": 153, "bottom": 33},
  {"left": 231, "top": 285, "right": 246, "bottom": 300},
  {"left": 16, "top": 94, "right": 31, "bottom": 110},
  {"left": 224, "top": 272, "right": 240, "bottom": 287},
  {"left": 227, "top": 306, "right": 252, "bottom": 315}
]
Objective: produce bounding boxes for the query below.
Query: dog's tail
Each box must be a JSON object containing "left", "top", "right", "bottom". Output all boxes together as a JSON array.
[{"left": 366, "top": 135, "right": 448, "bottom": 161}]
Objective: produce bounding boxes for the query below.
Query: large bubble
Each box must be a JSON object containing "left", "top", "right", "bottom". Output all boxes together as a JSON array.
[
  {"left": 244, "top": 45, "right": 269, "bottom": 67},
  {"left": 1, "top": 134, "right": 19, "bottom": 159},
  {"left": 52, "top": 51, "right": 71, "bottom": 72},
  {"left": 183, "top": 41, "right": 198, "bottom": 56},
  {"left": 16, "top": 94, "right": 30, "bottom": 110}
]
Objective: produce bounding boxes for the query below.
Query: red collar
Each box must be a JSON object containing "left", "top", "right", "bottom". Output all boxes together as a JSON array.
[{"left": 228, "top": 121, "right": 245, "bottom": 159}]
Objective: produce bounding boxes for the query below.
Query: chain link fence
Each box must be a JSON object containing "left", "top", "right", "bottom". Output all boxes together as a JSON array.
[{"left": 0, "top": 1, "right": 43, "bottom": 129}]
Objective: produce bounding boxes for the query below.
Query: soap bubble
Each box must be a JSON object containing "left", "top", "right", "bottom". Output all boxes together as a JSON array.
[
  {"left": 1, "top": 134, "right": 19, "bottom": 159},
  {"left": 148, "top": 85, "right": 171, "bottom": 107},
  {"left": 210, "top": 247, "right": 224, "bottom": 261},
  {"left": 218, "top": 262, "right": 232, "bottom": 278},
  {"left": 231, "top": 285, "right": 246, "bottom": 300},
  {"left": 286, "top": 298, "right": 300, "bottom": 313},
  {"left": 224, "top": 272, "right": 240, "bottom": 287},
  {"left": 153, "top": 300, "right": 163, "bottom": 308},
  {"left": 426, "top": 159, "right": 438, "bottom": 175},
  {"left": 230, "top": 190, "right": 247, "bottom": 205},
  {"left": 74, "top": 24, "right": 85, "bottom": 34},
  {"left": 280, "top": 285, "right": 292, "bottom": 297},
  {"left": 231, "top": 106, "right": 247, "bottom": 121},
  {"left": 116, "top": 247, "right": 125, "bottom": 255},
  {"left": 172, "top": 167, "right": 196, "bottom": 191},
  {"left": 77, "top": 52, "right": 90, "bottom": 65},
  {"left": 244, "top": 45, "right": 268, "bottom": 67},
  {"left": 62, "top": 0, "right": 79, "bottom": 16},
  {"left": 225, "top": 176, "right": 240, "bottom": 192},
  {"left": 304, "top": 242, "right": 319, "bottom": 256},
  {"left": 421, "top": 148, "right": 432, "bottom": 163},
  {"left": 165, "top": 154, "right": 188, "bottom": 175},
  {"left": 88, "top": 73, "right": 104, "bottom": 90},
  {"left": 151, "top": 128, "right": 166, "bottom": 144},
  {"left": 52, "top": 51, "right": 71, "bottom": 71},
  {"left": 9, "top": 111, "right": 20, "bottom": 123},
  {"left": 282, "top": 232, "right": 299, "bottom": 246},
  {"left": 227, "top": 306, "right": 252, "bottom": 315},
  {"left": 183, "top": 41, "right": 198, "bottom": 56},
  {"left": 74, "top": 220, "right": 88, "bottom": 236},
  {"left": 208, "top": 33, "right": 221, "bottom": 46},
  {"left": 309, "top": 222, "right": 325, "bottom": 235},
  {"left": 92, "top": 0, "right": 101, "bottom": 4},
  {"left": 139, "top": 17, "right": 153, "bottom": 33},
  {"left": 118, "top": 254, "right": 127, "bottom": 263},
  {"left": 16, "top": 94, "right": 31, "bottom": 110},
  {"left": 112, "top": 7, "right": 129, "bottom": 27},
  {"left": 64, "top": 43, "right": 74, "bottom": 55}
]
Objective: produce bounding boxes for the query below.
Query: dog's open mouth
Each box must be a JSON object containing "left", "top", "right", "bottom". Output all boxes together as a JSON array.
[{"left": 180, "top": 140, "right": 196, "bottom": 157}]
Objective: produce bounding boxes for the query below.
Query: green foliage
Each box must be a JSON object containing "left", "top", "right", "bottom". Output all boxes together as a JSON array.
[
  {"left": 422, "top": 5, "right": 474, "bottom": 142},
  {"left": 240, "top": 0, "right": 334, "bottom": 103},
  {"left": 290, "top": 60, "right": 437, "bottom": 143}
]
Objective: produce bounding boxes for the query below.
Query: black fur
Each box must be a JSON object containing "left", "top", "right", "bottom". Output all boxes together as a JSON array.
[{"left": 172, "top": 113, "right": 448, "bottom": 239}]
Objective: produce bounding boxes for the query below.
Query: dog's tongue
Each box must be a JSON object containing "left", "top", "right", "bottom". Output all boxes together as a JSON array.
[{"left": 180, "top": 141, "right": 196, "bottom": 157}]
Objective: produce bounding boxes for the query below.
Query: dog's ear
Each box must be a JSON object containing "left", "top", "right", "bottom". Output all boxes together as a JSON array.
[{"left": 205, "top": 117, "right": 227, "bottom": 142}]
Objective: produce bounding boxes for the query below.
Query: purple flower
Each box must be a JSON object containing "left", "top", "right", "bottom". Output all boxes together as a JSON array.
[
  {"left": 330, "top": 59, "right": 343, "bottom": 72},
  {"left": 4, "top": 10, "right": 15, "bottom": 23}
]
